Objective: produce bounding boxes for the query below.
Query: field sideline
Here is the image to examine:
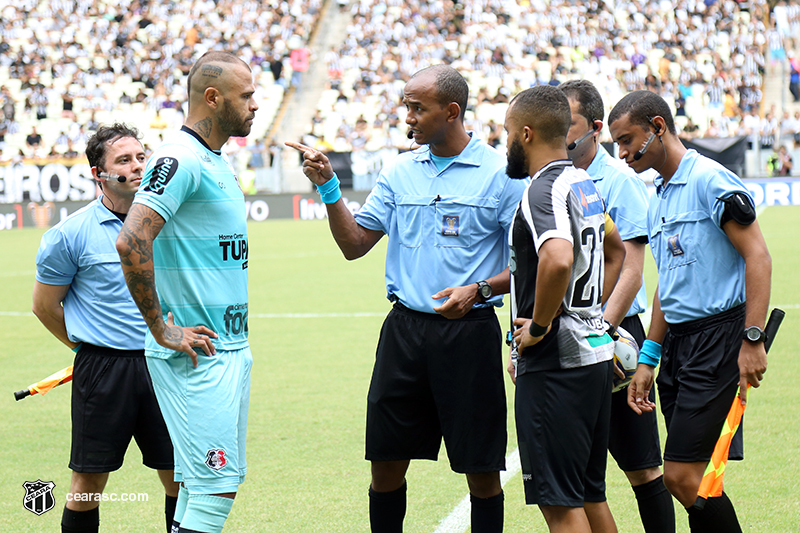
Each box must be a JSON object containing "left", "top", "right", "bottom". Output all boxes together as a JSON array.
[{"left": 1, "top": 205, "right": 798, "bottom": 532}]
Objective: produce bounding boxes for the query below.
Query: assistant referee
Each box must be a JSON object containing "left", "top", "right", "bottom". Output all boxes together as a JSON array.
[{"left": 33, "top": 124, "right": 178, "bottom": 533}]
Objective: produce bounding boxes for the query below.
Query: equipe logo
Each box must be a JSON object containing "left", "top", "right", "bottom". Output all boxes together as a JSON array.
[
  {"left": 205, "top": 449, "right": 228, "bottom": 470},
  {"left": 223, "top": 304, "right": 248, "bottom": 335},
  {"left": 144, "top": 157, "right": 179, "bottom": 195},
  {"left": 22, "top": 480, "right": 56, "bottom": 515}
]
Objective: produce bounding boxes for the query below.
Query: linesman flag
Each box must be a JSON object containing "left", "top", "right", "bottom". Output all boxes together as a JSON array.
[
  {"left": 694, "top": 308, "right": 785, "bottom": 509},
  {"left": 14, "top": 365, "right": 73, "bottom": 401}
]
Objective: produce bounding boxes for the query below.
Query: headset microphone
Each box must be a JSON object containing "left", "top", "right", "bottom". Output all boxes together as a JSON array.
[
  {"left": 407, "top": 130, "right": 414, "bottom": 140},
  {"left": 567, "top": 121, "right": 598, "bottom": 151},
  {"left": 633, "top": 133, "right": 656, "bottom": 161},
  {"left": 567, "top": 129, "right": 595, "bottom": 151},
  {"left": 99, "top": 172, "right": 127, "bottom": 183}
]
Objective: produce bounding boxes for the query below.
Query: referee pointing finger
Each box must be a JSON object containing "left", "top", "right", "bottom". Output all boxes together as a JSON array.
[{"left": 290, "top": 65, "right": 526, "bottom": 533}]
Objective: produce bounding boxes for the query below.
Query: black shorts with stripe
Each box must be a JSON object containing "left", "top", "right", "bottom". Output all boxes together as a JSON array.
[
  {"left": 658, "top": 303, "right": 746, "bottom": 463},
  {"left": 516, "top": 360, "right": 614, "bottom": 507},
  {"left": 70, "top": 343, "right": 174, "bottom": 473},
  {"left": 365, "top": 303, "right": 507, "bottom": 474}
]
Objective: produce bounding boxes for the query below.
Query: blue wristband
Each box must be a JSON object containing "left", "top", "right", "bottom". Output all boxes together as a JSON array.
[
  {"left": 316, "top": 174, "right": 342, "bottom": 204},
  {"left": 638, "top": 339, "right": 662, "bottom": 367},
  {"left": 71, "top": 342, "right": 83, "bottom": 353}
]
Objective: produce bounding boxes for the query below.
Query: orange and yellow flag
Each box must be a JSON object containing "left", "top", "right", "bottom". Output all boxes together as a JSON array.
[{"left": 696, "top": 384, "right": 748, "bottom": 504}]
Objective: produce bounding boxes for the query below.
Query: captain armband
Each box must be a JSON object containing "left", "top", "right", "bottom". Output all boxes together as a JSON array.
[{"left": 718, "top": 192, "right": 755, "bottom": 227}]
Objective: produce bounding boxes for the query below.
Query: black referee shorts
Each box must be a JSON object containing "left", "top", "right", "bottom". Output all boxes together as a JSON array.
[
  {"left": 365, "top": 303, "right": 507, "bottom": 474},
  {"left": 657, "top": 304, "right": 746, "bottom": 463},
  {"left": 70, "top": 343, "right": 174, "bottom": 473},
  {"left": 608, "top": 314, "right": 663, "bottom": 472}
]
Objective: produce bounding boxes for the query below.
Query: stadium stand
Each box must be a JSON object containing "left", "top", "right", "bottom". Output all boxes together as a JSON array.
[
  {"left": 0, "top": 0, "right": 324, "bottom": 164},
  {"left": 309, "top": 0, "right": 798, "bottom": 159},
  {"left": 1, "top": 0, "right": 798, "bottom": 181}
]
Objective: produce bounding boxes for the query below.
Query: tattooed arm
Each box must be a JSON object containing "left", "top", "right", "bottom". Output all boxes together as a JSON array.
[{"left": 117, "top": 203, "right": 217, "bottom": 367}]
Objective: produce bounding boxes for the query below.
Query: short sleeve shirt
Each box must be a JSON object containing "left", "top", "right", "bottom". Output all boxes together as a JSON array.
[
  {"left": 35, "top": 199, "right": 147, "bottom": 350},
  {"left": 354, "top": 133, "right": 527, "bottom": 313},
  {"left": 133, "top": 127, "right": 249, "bottom": 355},
  {"left": 587, "top": 145, "right": 650, "bottom": 317},
  {"left": 648, "top": 149, "right": 751, "bottom": 324},
  {"left": 509, "top": 160, "right": 614, "bottom": 373}
]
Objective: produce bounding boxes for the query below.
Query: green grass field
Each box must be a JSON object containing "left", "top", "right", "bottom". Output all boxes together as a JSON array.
[{"left": 2, "top": 206, "right": 799, "bottom": 532}]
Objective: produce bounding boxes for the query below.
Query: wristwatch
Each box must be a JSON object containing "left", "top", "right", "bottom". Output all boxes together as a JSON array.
[
  {"left": 476, "top": 280, "right": 493, "bottom": 302},
  {"left": 743, "top": 326, "right": 766, "bottom": 343}
]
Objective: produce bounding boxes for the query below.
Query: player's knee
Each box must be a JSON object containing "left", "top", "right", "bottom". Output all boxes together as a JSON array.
[
  {"left": 466, "top": 471, "right": 502, "bottom": 498},
  {"left": 70, "top": 472, "right": 109, "bottom": 495},
  {"left": 371, "top": 460, "right": 409, "bottom": 492},
  {"left": 662, "top": 471, "right": 695, "bottom": 506},
  {"left": 178, "top": 493, "right": 234, "bottom": 533},
  {"left": 624, "top": 466, "right": 662, "bottom": 487}
]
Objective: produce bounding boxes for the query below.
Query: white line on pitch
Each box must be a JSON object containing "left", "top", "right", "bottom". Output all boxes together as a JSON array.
[{"left": 434, "top": 449, "right": 521, "bottom": 533}]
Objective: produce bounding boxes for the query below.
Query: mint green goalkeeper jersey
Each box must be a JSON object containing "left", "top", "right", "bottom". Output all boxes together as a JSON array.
[{"left": 133, "top": 127, "right": 249, "bottom": 356}]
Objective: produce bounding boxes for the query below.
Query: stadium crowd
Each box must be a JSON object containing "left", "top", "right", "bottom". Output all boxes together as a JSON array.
[
  {"left": 1, "top": 0, "right": 799, "bottom": 177},
  {"left": 310, "top": 0, "right": 800, "bottom": 157},
  {"left": 0, "top": 0, "right": 324, "bottom": 166}
]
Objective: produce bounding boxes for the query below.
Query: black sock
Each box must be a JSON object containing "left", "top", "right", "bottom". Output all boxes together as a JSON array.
[
  {"left": 470, "top": 491, "right": 504, "bottom": 533},
  {"left": 369, "top": 482, "right": 407, "bottom": 533},
  {"left": 61, "top": 506, "right": 99, "bottom": 533},
  {"left": 686, "top": 492, "right": 742, "bottom": 533},
  {"left": 632, "top": 475, "right": 676, "bottom": 533},
  {"left": 165, "top": 494, "right": 178, "bottom": 533}
]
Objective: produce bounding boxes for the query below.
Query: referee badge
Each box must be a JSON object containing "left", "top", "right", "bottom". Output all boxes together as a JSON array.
[
  {"left": 442, "top": 215, "right": 460, "bottom": 236},
  {"left": 667, "top": 234, "right": 684, "bottom": 256}
]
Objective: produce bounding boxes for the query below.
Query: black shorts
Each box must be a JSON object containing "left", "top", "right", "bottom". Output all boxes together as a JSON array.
[
  {"left": 365, "top": 303, "right": 507, "bottom": 474},
  {"left": 516, "top": 360, "right": 613, "bottom": 507},
  {"left": 608, "top": 315, "right": 663, "bottom": 472},
  {"left": 70, "top": 344, "right": 174, "bottom": 473},
  {"left": 657, "top": 304, "right": 746, "bottom": 463}
]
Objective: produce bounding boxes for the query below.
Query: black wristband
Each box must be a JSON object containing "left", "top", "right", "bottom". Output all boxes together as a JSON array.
[{"left": 528, "top": 320, "right": 549, "bottom": 337}]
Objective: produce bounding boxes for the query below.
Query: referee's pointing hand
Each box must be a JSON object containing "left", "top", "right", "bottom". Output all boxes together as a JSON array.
[{"left": 285, "top": 141, "right": 335, "bottom": 186}]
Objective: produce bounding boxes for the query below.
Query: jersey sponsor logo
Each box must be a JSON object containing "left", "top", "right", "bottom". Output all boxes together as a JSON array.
[
  {"left": 205, "top": 449, "right": 228, "bottom": 470},
  {"left": 571, "top": 180, "right": 604, "bottom": 217},
  {"left": 144, "top": 157, "right": 179, "bottom": 195},
  {"left": 22, "top": 480, "right": 56, "bottom": 515},
  {"left": 667, "top": 234, "right": 684, "bottom": 256},
  {"left": 223, "top": 303, "right": 248, "bottom": 335},
  {"left": 219, "top": 233, "right": 248, "bottom": 269},
  {"left": 442, "top": 215, "right": 460, "bottom": 236}
]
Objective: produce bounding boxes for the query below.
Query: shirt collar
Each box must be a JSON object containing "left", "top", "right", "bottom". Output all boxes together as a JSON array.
[
  {"left": 181, "top": 125, "right": 221, "bottom": 155},
  {"left": 412, "top": 132, "right": 483, "bottom": 167},
  {"left": 95, "top": 196, "right": 122, "bottom": 224},
  {"left": 654, "top": 149, "right": 695, "bottom": 193},
  {"left": 530, "top": 159, "right": 573, "bottom": 181},
  {"left": 585, "top": 145, "right": 607, "bottom": 180}
]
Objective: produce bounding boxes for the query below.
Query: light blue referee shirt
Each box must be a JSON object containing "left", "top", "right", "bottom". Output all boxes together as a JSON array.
[
  {"left": 355, "top": 133, "right": 527, "bottom": 313},
  {"left": 35, "top": 198, "right": 147, "bottom": 350},
  {"left": 133, "top": 127, "right": 249, "bottom": 356},
  {"left": 648, "top": 149, "right": 751, "bottom": 324},
  {"left": 586, "top": 145, "right": 649, "bottom": 317}
]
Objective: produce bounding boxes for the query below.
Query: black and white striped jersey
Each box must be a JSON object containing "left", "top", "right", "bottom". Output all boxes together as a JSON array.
[{"left": 509, "top": 160, "right": 614, "bottom": 374}]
